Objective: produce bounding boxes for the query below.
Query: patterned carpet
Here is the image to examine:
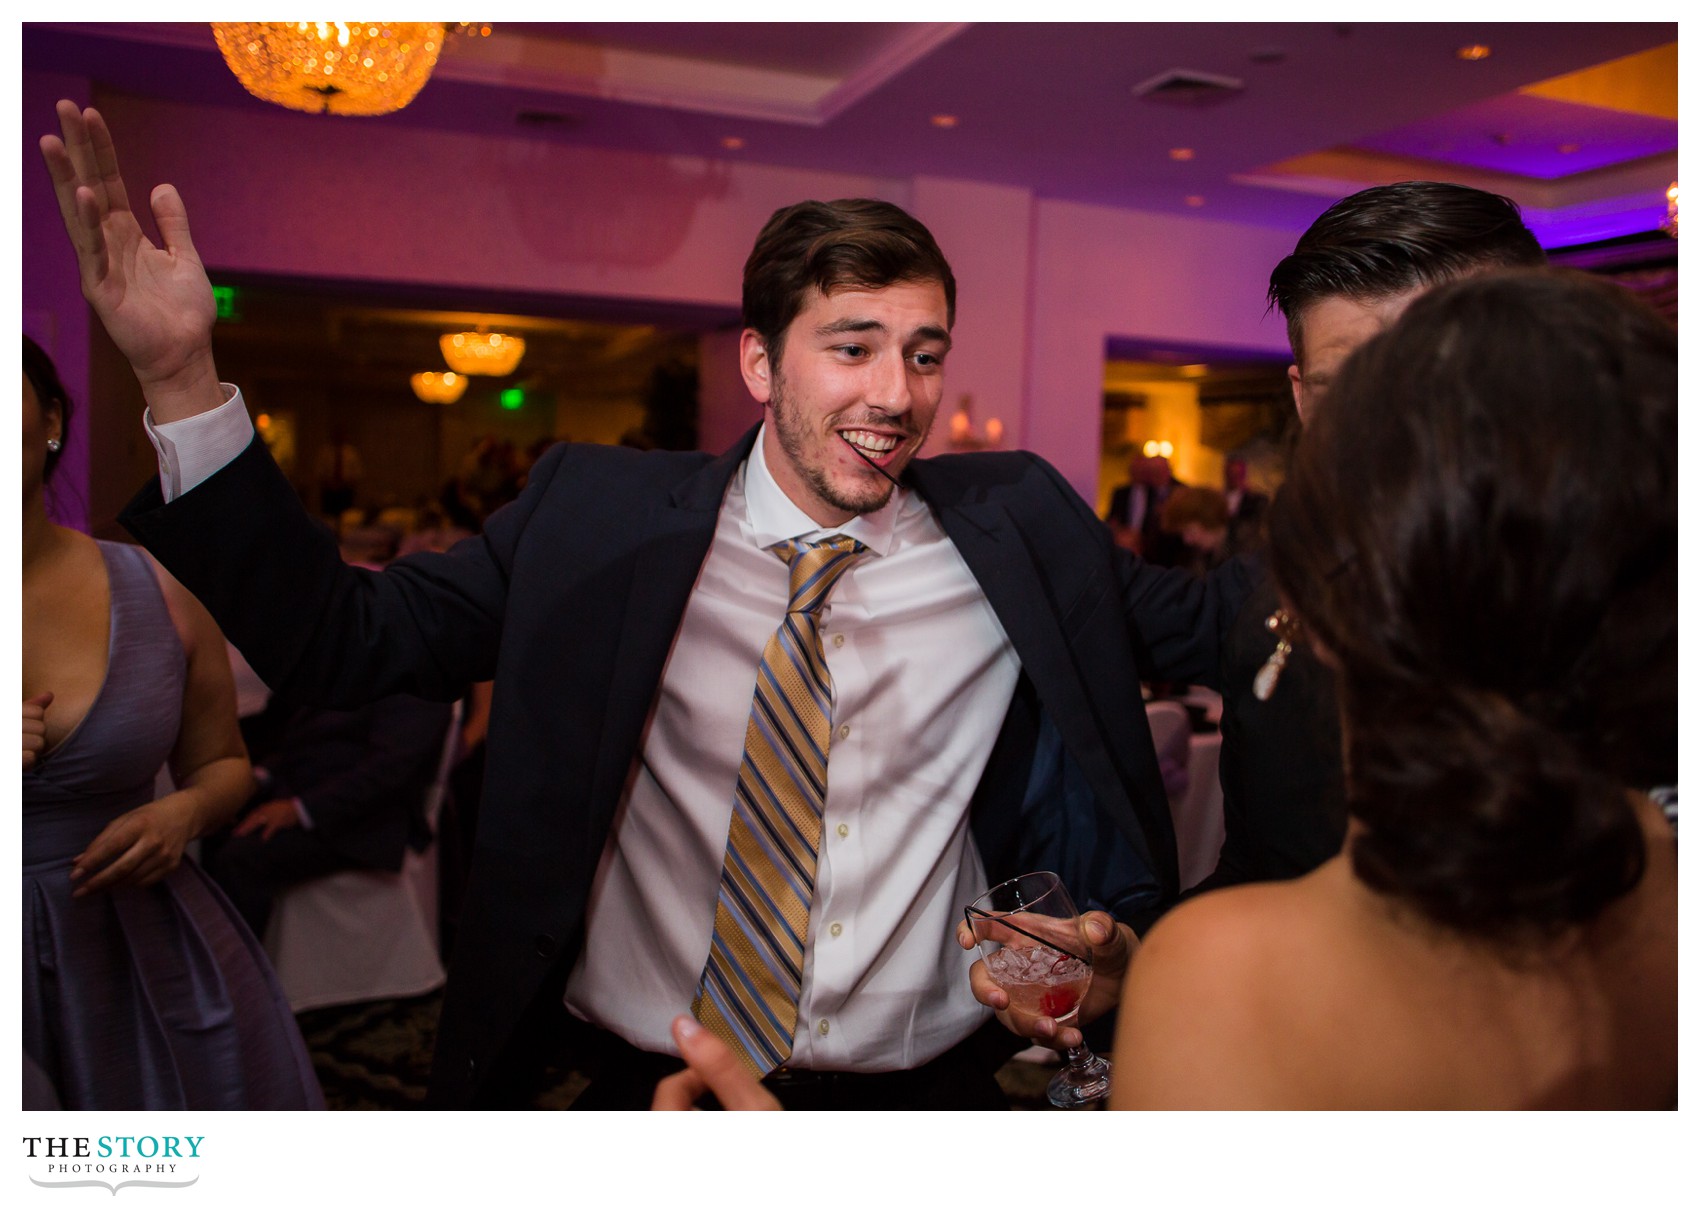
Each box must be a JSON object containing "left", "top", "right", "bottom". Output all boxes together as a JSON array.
[{"left": 296, "top": 993, "right": 1095, "bottom": 1111}]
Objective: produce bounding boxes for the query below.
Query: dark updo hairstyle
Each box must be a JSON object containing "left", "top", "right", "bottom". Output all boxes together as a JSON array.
[
  {"left": 24, "top": 334, "right": 72, "bottom": 480},
  {"left": 742, "top": 198, "right": 956, "bottom": 365},
  {"left": 1268, "top": 269, "right": 1675, "bottom": 941}
]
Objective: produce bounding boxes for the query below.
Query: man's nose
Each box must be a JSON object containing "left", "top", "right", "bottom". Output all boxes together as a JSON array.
[{"left": 866, "top": 353, "right": 911, "bottom": 411}]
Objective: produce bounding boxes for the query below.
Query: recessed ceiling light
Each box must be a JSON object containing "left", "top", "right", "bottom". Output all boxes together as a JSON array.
[
  {"left": 721, "top": 136, "right": 745, "bottom": 150},
  {"left": 930, "top": 114, "right": 959, "bottom": 128},
  {"left": 1185, "top": 195, "right": 1206, "bottom": 208},
  {"left": 1456, "top": 44, "right": 1491, "bottom": 61},
  {"left": 1557, "top": 142, "right": 1580, "bottom": 155},
  {"left": 1169, "top": 147, "right": 1195, "bottom": 161}
]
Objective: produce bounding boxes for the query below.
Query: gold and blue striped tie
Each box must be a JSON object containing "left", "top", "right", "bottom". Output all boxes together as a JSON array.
[{"left": 691, "top": 535, "right": 866, "bottom": 1075}]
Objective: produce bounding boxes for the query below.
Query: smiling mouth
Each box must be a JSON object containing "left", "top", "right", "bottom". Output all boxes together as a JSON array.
[{"left": 838, "top": 428, "right": 904, "bottom": 462}]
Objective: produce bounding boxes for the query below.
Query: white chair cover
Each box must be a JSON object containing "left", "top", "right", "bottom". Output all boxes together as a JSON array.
[
  {"left": 263, "top": 701, "right": 461, "bottom": 1012},
  {"left": 1175, "top": 732, "right": 1225, "bottom": 891}
]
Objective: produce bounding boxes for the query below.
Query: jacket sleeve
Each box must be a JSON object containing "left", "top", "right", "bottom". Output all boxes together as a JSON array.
[{"left": 121, "top": 433, "right": 567, "bottom": 709}]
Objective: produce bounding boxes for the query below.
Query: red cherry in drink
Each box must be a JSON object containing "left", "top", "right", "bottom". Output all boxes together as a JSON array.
[{"left": 1039, "top": 988, "right": 1078, "bottom": 1018}]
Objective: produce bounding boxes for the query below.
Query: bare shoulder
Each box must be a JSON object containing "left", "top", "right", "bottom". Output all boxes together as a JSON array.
[{"left": 1110, "top": 874, "right": 1345, "bottom": 1109}]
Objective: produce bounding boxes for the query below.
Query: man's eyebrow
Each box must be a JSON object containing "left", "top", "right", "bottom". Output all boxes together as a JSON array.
[
  {"left": 813, "top": 317, "right": 952, "bottom": 350},
  {"left": 816, "top": 316, "right": 886, "bottom": 337},
  {"left": 913, "top": 324, "right": 953, "bottom": 350}
]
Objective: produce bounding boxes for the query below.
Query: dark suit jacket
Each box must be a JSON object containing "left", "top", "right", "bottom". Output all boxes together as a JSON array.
[
  {"left": 123, "top": 424, "right": 1249, "bottom": 1107},
  {"left": 251, "top": 694, "right": 454, "bottom": 871},
  {"left": 1192, "top": 572, "right": 1346, "bottom": 893}
]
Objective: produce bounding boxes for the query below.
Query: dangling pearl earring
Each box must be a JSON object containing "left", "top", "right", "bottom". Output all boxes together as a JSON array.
[{"left": 46, "top": 438, "right": 62, "bottom": 453}]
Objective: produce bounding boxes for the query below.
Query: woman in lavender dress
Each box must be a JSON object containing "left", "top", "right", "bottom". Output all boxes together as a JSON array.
[{"left": 21, "top": 336, "right": 321, "bottom": 1110}]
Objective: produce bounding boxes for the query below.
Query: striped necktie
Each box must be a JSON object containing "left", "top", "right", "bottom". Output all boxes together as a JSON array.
[{"left": 691, "top": 534, "right": 866, "bottom": 1075}]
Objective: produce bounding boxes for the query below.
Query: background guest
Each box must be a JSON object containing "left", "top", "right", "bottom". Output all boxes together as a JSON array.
[
  {"left": 1220, "top": 456, "right": 1268, "bottom": 558},
  {"left": 1105, "top": 452, "right": 1188, "bottom": 566},
  {"left": 203, "top": 527, "right": 454, "bottom": 940},
  {"left": 1158, "top": 485, "right": 1231, "bottom": 576}
]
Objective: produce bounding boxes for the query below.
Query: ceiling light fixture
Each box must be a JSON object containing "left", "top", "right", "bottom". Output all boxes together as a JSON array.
[
  {"left": 721, "top": 136, "right": 746, "bottom": 150},
  {"left": 411, "top": 370, "right": 467, "bottom": 404},
  {"left": 930, "top": 114, "right": 959, "bottom": 128},
  {"left": 1664, "top": 182, "right": 1678, "bottom": 238},
  {"left": 1185, "top": 195, "right": 1206, "bottom": 208},
  {"left": 1169, "top": 147, "right": 1195, "bottom": 161},
  {"left": 440, "top": 330, "right": 526, "bottom": 376},
  {"left": 1456, "top": 44, "right": 1492, "bottom": 61},
  {"left": 211, "top": 22, "right": 445, "bottom": 116}
]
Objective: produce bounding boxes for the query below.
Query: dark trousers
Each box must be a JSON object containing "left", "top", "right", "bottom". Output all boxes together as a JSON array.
[{"left": 562, "top": 1012, "right": 1013, "bottom": 1111}]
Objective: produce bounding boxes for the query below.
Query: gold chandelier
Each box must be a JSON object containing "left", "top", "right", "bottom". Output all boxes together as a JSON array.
[
  {"left": 410, "top": 371, "right": 468, "bottom": 405},
  {"left": 440, "top": 330, "right": 526, "bottom": 376},
  {"left": 211, "top": 23, "right": 446, "bottom": 116}
]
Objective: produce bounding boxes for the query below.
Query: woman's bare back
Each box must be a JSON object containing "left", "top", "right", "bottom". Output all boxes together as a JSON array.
[{"left": 1113, "top": 797, "right": 1676, "bottom": 1109}]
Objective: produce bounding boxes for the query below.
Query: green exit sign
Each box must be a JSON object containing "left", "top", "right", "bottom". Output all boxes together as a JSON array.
[
  {"left": 499, "top": 386, "right": 525, "bottom": 410},
  {"left": 211, "top": 285, "right": 241, "bottom": 321}
]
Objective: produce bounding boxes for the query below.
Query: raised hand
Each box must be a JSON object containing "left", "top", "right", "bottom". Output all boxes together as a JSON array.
[
  {"left": 39, "top": 100, "right": 223, "bottom": 422},
  {"left": 23, "top": 692, "right": 54, "bottom": 770}
]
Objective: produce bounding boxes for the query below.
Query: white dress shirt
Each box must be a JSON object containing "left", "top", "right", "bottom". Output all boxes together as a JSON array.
[{"left": 148, "top": 394, "right": 1020, "bottom": 1071}]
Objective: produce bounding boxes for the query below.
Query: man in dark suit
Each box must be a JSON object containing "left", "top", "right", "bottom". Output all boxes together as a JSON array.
[
  {"left": 1221, "top": 456, "right": 1268, "bottom": 558},
  {"left": 45, "top": 100, "right": 1247, "bottom": 1109},
  {"left": 202, "top": 691, "right": 454, "bottom": 938},
  {"left": 1105, "top": 453, "right": 1188, "bottom": 567},
  {"left": 1193, "top": 181, "right": 1547, "bottom": 893}
]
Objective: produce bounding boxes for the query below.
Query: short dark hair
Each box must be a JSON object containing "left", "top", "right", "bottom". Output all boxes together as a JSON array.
[
  {"left": 23, "top": 334, "right": 71, "bottom": 480},
  {"left": 1268, "top": 269, "right": 1675, "bottom": 941},
  {"left": 1269, "top": 181, "right": 1546, "bottom": 366},
  {"left": 1160, "top": 485, "right": 1228, "bottom": 533},
  {"left": 742, "top": 199, "right": 956, "bottom": 363}
]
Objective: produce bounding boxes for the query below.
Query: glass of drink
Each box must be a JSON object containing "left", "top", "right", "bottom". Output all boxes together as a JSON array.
[{"left": 966, "top": 870, "right": 1112, "bottom": 1108}]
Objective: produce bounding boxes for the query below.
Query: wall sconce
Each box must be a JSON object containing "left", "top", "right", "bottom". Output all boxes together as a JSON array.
[{"left": 945, "top": 394, "right": 1005, "bottom": 450}]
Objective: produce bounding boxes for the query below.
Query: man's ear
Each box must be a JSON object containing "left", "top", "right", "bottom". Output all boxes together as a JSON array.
[
  {"left": 1287, "top": 364, "right": 1308, "bottom": 427},
  {"left": 740, "top": 329, "right": 773, "bottom": 404}
]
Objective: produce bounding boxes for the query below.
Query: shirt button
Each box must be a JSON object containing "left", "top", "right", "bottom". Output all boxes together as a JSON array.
[
  {"left": 830, "top": 922, "right": 843, "bottom": 938},
  {"left": 836, "top": 823, "right": 849, "bottom": 839},
  {"left": 817, "top": 1019, "right": 830, "bottom": 1037},
  {"left": 837, "top": 723, "right": 851, "bottom": 740},
  {"left": 832, "top": 634, "right": 845, "bottom": 648}
]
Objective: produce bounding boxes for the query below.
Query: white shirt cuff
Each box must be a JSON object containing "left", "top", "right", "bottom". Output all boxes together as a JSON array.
[{"left": 143, "top": 384, "right": 254, "bottom": 502}]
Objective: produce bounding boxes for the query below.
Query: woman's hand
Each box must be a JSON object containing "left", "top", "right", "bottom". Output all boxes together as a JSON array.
[
  {"left": 23, "top": 691, "right": 53, "bottom": 770},
  {"left": 70, "top": 791, "right": 200, "bottom": 895}
]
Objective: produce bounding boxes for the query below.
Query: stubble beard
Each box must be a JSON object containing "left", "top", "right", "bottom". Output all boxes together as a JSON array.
[{"left": 769, "top": 373, "right": 903, "bottom": 518}]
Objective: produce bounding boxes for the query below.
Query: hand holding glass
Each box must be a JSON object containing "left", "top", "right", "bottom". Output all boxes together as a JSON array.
[{"left": 966, "top": 871, "right": 1112, "bottom": 1108}]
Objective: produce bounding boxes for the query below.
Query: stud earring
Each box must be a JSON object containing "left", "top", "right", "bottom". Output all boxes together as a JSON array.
[{"left": 46, "top": 438, "right": 62, "bottom": 453}]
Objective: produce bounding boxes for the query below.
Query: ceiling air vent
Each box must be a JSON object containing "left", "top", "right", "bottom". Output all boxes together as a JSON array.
[{"left": 1131, "top": 69, "right": 1245, "bottom": 108}]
